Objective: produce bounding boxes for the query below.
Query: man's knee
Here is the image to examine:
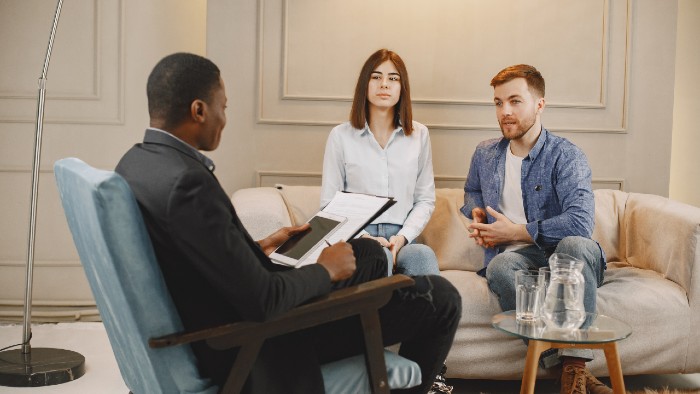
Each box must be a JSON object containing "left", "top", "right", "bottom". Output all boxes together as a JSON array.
[
  {"left": 349, "top": 237, "right": 388, "bottom": 277},
  {"left": 422, "top": 275, "right": 462, "bottom": 320},
  {"left": 555, "top": 236, "right": 600, "bottom": 262},
  {"left": 485, "top": 256, "right": 512, "bottom": 282}
]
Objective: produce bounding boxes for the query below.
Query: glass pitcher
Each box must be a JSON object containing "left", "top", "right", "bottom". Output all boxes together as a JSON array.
[{"left": 541, "top": 253, "right": 586, "bottom": 330}]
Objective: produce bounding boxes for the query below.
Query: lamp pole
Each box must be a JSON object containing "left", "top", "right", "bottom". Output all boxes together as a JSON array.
[{"left": 0, "top": 0, "right": 86, "bottom": 387}]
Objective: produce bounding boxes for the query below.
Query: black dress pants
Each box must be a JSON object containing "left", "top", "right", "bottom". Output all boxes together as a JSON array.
[
  {"left": 244, "top": 238, "right": 461, "bottom": 394},
  {"left": 314, "top": 238, "right": 462, "bottom": 394}
]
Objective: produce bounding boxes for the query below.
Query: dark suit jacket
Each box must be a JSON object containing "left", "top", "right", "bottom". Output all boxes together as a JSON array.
[{"left": 116, "top": 129, "right": 331, "bottom": 393}]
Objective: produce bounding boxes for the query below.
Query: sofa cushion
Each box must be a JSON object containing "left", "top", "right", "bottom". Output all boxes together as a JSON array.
[
  {"left": 231, "top": 187, "right": 292, "bottom": 240},
  {"left": 418, "top": 189, "right": 484, "bottom": 272},
  {"left": 622, "top": 192, "right": 700, "bottom": 295}
]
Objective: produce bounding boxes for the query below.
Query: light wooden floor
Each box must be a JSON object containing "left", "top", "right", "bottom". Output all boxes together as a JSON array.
[{"left": 1, "top": 322, "right": 699, "bottom": 394}]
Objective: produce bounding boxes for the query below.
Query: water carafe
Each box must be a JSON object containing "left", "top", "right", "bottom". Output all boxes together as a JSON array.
[{"left": 542, "top": 253, "right": 586, "bottom": 330}]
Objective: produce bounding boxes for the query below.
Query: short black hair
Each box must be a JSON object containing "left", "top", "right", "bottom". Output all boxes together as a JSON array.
[{"left": 146, "top": 53, "right": 221, "bottom": 129}]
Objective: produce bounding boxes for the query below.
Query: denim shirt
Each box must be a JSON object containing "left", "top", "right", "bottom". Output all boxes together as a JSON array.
[{"left": 460, "top": 128, "right": 597, "bottom": 267}]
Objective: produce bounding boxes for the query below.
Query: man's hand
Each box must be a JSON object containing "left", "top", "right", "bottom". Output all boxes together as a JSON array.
[
  {"left": 388, "top": 235, "right": 407, "bottom": 264},
  {"left": 468, "top": 206, "right": 531, "bottom": 248},
  {"left": 468, "top": 207, "right": 488, "bottom": 247},
  {"left": 257, "top": 223, "right": 310, "bottom": 256},
  {"left": 317, "top": 241, "right": 356, "bottom": 282}
]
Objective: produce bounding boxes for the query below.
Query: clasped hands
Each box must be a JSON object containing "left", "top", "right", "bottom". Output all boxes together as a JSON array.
[
  {"left": 468, "top": 206, "right": 529, "bottom": 249},
  {"left": 257, "top": 223, "right": 356, "bottom": 282}
]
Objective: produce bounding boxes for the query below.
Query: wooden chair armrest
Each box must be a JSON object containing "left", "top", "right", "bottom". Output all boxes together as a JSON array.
[
  {"left": 149, "top": 274, "right": 414, "bottom": 394},
  {"left": 148, "top": 274, "right": 414, "bottom": 349}
]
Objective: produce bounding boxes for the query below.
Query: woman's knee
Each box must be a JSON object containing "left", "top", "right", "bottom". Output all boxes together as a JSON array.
[{"left": 398, "top": 244, "right": 440, "bottom": 274}]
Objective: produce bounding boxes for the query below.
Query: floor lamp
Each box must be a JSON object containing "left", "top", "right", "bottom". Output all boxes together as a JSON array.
[{"left": 0, "top": 0, "right": 86, "bottom": 387}]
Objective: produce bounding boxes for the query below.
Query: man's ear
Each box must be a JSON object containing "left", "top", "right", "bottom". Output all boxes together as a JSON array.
[
  {"left": 191, "top": 99, "right": 206, "bottom": 123},
  {"left": 536, "top": 97, "right": 546, "bottom": 114}
]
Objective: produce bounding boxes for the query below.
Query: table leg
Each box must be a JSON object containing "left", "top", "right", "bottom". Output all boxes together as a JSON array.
[
  {"left": 520, "top": 340, "right": 551, "bottom": 394},
  {"left": 603, "top": 342, "right": 625, "bottom": 394}
]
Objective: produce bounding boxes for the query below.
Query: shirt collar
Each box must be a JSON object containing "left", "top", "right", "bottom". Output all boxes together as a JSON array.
[
  {"left": 361, "top": 122, "right": 405, "bottom": 136},
  {"left": 144, "top": 128, "right": 216, "bottom": 172},
  {"left": 526, "top": 127, "right": 549, "bottom": 161},
  {"left": 498, "top": 126, "right": 549, "bottom": 161}
]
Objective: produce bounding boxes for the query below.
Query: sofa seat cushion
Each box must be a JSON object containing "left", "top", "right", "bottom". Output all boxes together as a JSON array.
[
  {"left": 440, "top": 264, "right": 692, "bottom": 378},
  {"left": 440, "top": 270, "right": 531, "bottom": 379},
  {"left": 321, "top": 350, "right": 422, "bottom": 393}
]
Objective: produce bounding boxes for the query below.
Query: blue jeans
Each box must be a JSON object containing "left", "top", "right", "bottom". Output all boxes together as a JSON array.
[
  {"left": 485, "top": 236, "right": 605, "bottom": 365},
  {"left": 364, "top": 223, "right": 440, "bottom": 277}
]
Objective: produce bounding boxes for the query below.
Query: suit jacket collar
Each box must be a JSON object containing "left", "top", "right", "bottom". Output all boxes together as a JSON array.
[{"left": 143, "top": 128, "right": 215, "bottom": 172}]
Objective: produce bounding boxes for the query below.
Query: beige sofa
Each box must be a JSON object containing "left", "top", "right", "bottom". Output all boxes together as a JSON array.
[{"left": 231, "top": 185, "right": 700, "bottom": 379}]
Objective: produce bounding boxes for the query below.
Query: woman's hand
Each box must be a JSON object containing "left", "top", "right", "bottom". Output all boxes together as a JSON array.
[
  {"left": 361, "top": 234, "right": 391, "bottom": 248},
  {"left": 388, "top": 235, "right": 407, "bottom": 264}
]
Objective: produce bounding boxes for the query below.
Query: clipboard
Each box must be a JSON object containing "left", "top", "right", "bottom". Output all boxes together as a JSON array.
[{"left": 270, "top": 191, "right": 396, "bottom": 268}]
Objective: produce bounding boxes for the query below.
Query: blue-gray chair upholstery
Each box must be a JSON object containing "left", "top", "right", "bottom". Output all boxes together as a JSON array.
[{"left": 54, "top": 158, "right": 420, "bottom": 394}]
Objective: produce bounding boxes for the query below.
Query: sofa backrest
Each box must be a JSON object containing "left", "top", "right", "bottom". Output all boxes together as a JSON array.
[
  {"left": 417, "top": 189, "right": 484, "bottom": 271},
  {"left": 250, "top": 186, "right": 699, "bottom": 289},
  {"left": 591, "top": 189, "right": 629, "bottom": 264}
]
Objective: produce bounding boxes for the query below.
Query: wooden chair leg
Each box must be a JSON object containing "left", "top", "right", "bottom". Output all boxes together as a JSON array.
[
  {"left": 520, "top": 340, "right": 551, "bottom": 394},
  {"left": 360, "top": 309, "right": 389, "bottom": 394},
  {"left": 603, "top": 342, "right": 625, "bottom": 394},
  {"left": 221, "top": 339, "right": 263, "bottom": 394}
]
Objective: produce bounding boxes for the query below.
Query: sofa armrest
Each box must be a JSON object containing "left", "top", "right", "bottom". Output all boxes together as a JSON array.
[
  {"left": 622, "top": 192, "right": 700, "bottom": 298},
  {"left": 231, "top": 187, "right": 292, "bottom": 240}
]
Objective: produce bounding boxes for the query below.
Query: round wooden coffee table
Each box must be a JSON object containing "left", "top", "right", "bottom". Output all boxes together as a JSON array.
[{"left": 492, "top": 310, "right": 632, "bottom": 394}]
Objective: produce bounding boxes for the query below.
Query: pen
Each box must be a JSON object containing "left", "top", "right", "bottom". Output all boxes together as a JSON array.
[{"left": 325, "top": 239, "right": 332, "bottom": 247}]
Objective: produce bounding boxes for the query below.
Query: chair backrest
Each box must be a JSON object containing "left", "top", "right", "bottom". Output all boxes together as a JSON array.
[{"left": 54, "top": 158, "right": 216, "bottom": 394}]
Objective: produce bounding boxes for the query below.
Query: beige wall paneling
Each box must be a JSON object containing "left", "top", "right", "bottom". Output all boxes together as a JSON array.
[
  {"left": 0, "top": 0, "right": 207, "bottom": 321},
  {"left": 209, "top": 0, "right": 678, "bottom": 197},
  {"left": 260, "top": 0, "right": 628, "bottom": 133},
  {"left": 670, "top": 0, "right": 700, "bottom": 208},
  {"left": 257, "top": 171, "right": 624, "bottom": 192},
  {"left": 0, "top": 0, "right": 123, "bottom": 125}
]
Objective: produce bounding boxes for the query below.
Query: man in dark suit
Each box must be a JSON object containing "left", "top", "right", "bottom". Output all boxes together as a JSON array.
[{"left": 116, "top": 52, "right": 461, "bottom": 394}]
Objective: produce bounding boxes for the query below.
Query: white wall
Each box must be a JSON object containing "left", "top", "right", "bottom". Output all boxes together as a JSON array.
[
  {"left": 670, "top": 0, "right": 700, "bottom": 207},
  {"left": 0, "top": 0, "right": 207, "bottom": 321},
  {"left": 0, "top": 0, "right": 693, "bottom": 320}
]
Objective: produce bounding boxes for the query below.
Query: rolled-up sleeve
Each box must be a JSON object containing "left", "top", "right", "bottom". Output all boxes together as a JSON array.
[{"left": 525, "top": 145, "right": 595, "bottom": 248}]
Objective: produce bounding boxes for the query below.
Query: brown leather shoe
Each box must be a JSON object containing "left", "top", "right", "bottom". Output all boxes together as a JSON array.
[
  {"left": 560, "top": 365, "right": 587, "bottom": 394},
  {"left": 584, "top": 369, "right": 613, "bottom": 394}
]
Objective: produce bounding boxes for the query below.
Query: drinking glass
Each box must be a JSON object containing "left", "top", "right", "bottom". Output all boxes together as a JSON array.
[{"left": 515, "top": 270, "right": 545, "bottom": 322}]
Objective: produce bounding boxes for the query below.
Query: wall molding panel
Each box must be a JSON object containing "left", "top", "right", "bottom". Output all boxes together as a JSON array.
[
  {"left": 0, "top": 0, "right": 125, "bottom": 125},
  {"left": 257, "top": 171, "right": 624, "bottom": 191},
  {"left": 257, "top": 0, "right": 631, "bottom": 133}
]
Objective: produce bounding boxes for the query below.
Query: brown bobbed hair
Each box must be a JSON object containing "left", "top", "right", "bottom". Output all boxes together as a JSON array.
[
  {"left": 350, "top": 49, "right": 413, "bottom": 135},
  {"left": 490, "top": 64, "right": 545, "bottom": 99}
]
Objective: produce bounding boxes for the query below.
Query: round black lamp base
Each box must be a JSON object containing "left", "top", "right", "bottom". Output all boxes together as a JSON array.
[{"left": 0, "top": 348, "right": 85, "bottom": 387}]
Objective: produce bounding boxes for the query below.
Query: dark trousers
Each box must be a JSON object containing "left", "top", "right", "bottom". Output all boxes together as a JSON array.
[
  {"left": 243, "top": 238, "right": 461, "bottom": 394},
  {"left": 312, "top": 238, "right": 462, "bottom": 394}
]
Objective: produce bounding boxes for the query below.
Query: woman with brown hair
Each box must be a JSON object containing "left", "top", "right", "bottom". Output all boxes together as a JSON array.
[
  {"left": 321, "top": 48, "right": 440, "bottom": 278},
  {"left": 321, "top": 48, "right": 451, "bottom": 394}
]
